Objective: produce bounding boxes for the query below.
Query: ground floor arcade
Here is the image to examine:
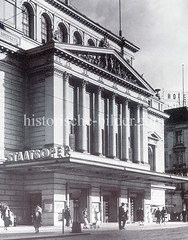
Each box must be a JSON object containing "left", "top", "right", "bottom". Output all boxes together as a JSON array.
[{"left": 0, "top": 152, "right": 187, "bottom": 226}]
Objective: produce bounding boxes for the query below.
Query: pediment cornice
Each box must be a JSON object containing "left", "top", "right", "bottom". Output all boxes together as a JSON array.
[{"left": 26, "top": 42, "right": 155, "bottom": 97}]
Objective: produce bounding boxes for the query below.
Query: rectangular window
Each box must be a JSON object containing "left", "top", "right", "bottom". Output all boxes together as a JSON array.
[
  {"left": 175, "top": 151, "right": 184, "bottom": 165},
  {"left": 4, "top": 0, "right": 16, "bottom": 26},
  {"left": 87, "top": 125, "right": 90, "bottom": 153},
  {"left": 175, "top": 130, "right": 183, "bottom": 144},
  {"left": 102, "top": 129, "right": 105, "bottom": 156}
]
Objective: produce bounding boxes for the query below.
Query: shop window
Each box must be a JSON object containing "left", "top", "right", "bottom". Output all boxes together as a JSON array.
[
  {"left": 22, "top": 3, "right": 34, "bottom": 39},
  {"left": 73, "top": 31, "right": 82, "bottom": 45},
  {"left": 41, "top": 13, "right": 51, "bottom": 44},
  {"left": 88, "top": 39, "right": 95, "bottom": 46}
]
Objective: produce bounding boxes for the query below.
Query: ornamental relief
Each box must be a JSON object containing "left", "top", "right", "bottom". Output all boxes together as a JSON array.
[{"left": 73, "top": 51, "right": 139, "bottom": 86}]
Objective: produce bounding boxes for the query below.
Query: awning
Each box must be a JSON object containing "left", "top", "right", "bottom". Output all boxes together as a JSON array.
[{"left": 1, "top": 151, "right": 188, "bottom": 185}]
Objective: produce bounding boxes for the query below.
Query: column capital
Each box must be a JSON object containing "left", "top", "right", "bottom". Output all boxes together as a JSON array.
[
  {"left": 123, "top": 98, "right": 130, "bottom": 104},
  {"left": 63, "top": 71, "right": 70, "bottom": 81},
  {"left": 81, "top": 79, "right": 88, "bottom": 88},
  {"left": 96, "top": 86, "right": 103, "bottom": 94},
  {"left": 111, "top": 92, "right": 118, "bottom": 100}
]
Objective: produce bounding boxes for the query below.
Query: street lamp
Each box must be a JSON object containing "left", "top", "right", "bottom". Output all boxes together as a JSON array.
[{"left": 72, "top": 200, "right": 81, "bottom": 233}]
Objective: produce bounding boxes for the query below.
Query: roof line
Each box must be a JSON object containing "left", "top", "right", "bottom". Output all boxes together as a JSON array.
[{"left": 45, "top": 0, "right": 140, "bottom": 52}]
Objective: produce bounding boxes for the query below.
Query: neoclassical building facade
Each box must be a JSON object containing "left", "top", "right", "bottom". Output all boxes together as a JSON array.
[{"left": 0, "top": 0, "right": 187, "bottom": 226}]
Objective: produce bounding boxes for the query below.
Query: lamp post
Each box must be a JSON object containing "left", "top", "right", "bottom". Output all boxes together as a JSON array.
[{"left": 72, "top": 200, "right": 81, "bottom": 233}]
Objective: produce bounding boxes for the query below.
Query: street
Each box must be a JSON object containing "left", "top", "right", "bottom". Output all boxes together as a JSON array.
[
  {"left": 66, "top": 223, "right": 188, "bottom": 240},
  {"left": 1, "top": 222, "right": 188, "bottom": 240}
]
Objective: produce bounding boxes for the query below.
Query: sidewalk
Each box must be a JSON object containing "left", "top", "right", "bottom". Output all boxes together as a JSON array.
[{"left": 1, "top": 222, "right": 188, "bottom": 240}]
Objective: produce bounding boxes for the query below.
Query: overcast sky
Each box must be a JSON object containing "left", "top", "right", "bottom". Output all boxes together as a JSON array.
[{"left": 70, "top": 0, "right": 188, "bottom": 92}]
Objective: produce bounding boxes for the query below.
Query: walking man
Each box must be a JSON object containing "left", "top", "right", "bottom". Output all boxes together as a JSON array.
[{"left": 119, "top": 203, "right": 126, "bottom": 230}]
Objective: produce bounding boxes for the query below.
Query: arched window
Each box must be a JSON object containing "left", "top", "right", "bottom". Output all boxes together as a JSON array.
[
  {"left": 22, "top": 3, "right": 34, "bottom": 39},
  {"left": 73, "top": 31, "right": 82, "bottom": 45},
  {"left": 87, "top": 39, "right": 95, "bottom": 46},
  {"left": 41, "top": 14, "right": 52, "bottom": 44},
  {"left": 56, "top": 23, "right": 68, "bottom": 43}
]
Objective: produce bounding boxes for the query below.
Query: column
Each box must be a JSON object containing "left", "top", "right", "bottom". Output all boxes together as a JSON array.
[
  {"left": 142, "top": 106, "right": 149, "bottom": 164},
  {"left": 140, "top": 105, "right": 144, "bottom": 163},
  {"left": 122, "top": 99, "right": 129, "bottom": 161},
  {"left": 109, "top": 93, "right": 116, "bottom": 158},
  {"left": 78, "top": 80, "right": 87, "bottom": 152},
  {"left": 0, "top": 72, "right": 5, "bottom": 162},
  {"left": 45, "top": 70, "right": 64, "bottom": 147},
  {"left": 134, "top": 104, "right": 141, "bottom": 163},
  {"left": 94, "top": 87, "right": 102, "bottom": 155},
  {"left": 63, "top": 72, "right": 70, "bottom": 147}
]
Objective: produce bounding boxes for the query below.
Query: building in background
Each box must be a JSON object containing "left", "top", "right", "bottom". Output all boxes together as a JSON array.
[
  {"left": 165, "top": 107, "right": 188, "bottom": 220},
  {"left": 161, "top": 89, "right": 188, "bottom": 110},
  {"left": 0, "top": 0, "right": 188, "bottom": 226}
]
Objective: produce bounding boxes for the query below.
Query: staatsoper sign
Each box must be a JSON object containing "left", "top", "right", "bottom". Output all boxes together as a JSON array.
[{"left": 6, "top": 146, "right": 64, "bottom": 162}]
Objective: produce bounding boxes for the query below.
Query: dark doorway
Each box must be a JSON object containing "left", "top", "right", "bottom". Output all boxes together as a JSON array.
[
  {"left": 102, "top": 190, "right": 118, "bottom": 222},
  {"left": 27, "top": 193, "right": 42, "bottom": 225}
]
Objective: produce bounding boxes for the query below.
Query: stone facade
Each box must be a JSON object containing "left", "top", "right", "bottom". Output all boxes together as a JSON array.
[{"left": 0, "top": 0, "right": 187, "bottom": 226}]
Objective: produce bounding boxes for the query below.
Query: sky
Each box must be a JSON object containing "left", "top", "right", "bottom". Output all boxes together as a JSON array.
[{"left": 70, "top": 0, "right": 188, "bottom": 92}]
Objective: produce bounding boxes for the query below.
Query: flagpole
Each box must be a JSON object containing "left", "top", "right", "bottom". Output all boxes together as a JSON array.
[
  {"left": 182, "top": 64, "right": 185, "bottom": 106},
  {"left": 119, "top": 0, "right": 122, "bottom": 37}
]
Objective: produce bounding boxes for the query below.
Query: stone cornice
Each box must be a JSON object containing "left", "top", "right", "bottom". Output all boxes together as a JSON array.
[
  {"left": 148, "top": 107, "right": 169, "bottom": 119},
  {"left": 44, "top": 0, "right": 139, "bottom": 53}
]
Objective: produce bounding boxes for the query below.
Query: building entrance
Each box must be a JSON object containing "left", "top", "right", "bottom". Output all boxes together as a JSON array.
[
  {"left": 26, "top": 193, "right": 42, "bottom": 224},
  {"left": 102, "top": 190, "right": 118, "bottom": 222},
  {"left": 129, "top": 193, "right": 144, "bottom": 222}
]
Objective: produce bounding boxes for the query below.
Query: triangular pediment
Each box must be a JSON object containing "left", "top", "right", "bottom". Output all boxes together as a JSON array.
[
  {"left": 55, "top": 43, "right": 155, "bottom": 95},
  {"left": 148, "top": 131, "right": 161, "bottom": 141}
]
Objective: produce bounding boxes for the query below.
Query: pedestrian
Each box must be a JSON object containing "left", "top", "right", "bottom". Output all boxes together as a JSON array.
[
  {"left": 32, "top": 205, "right": 42, "bottom": 234},
  {"left": 182, "top": 209, "right": 187, "bottom": 222},
  {"left": 119, "top": 203, "right": 127, "bottom": 230},
  {"left": 1, "top": 205, "right": 11, "bottom": 230},
  {"left": 64, "top": 206, "right": 71, "bottom": 227},
  {"left": 155, "top": 207, "right": 161, "bottom": 224},
  {"left": 82, "top": 208, "right": 89, "bottom": 229},
  {"left": 161, "top": 207, "right": 166, "bottom": 223}
]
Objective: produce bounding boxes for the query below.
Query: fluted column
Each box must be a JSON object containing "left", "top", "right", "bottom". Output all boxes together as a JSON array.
[
  {"left": 109, "top": 93, "right": 116, "bottom": 158},
  {"left": 63, "top": 72, "right": 70, "bottom": 147},
  {"left": 134, "top": 104, "right": 141, "bottom": 163},
  {"left": 94, "top": 87, "right": 102, "bottom": 155},
  {"left": 122, "top": 99, "right": 129, "bottom": 161},
  {"left": 78, "top": 80, "right": 87, "bottom": 152},
  {"left": 0, "top": 72, "right": 5, "bottom": 162}
]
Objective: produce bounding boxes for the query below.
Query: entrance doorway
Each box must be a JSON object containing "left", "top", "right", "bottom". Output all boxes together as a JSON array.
[
  {"left": 102, "top": 190, "right": 118, "bottom": 222},
  {"left": 129, "top": 193, "right": 144, "bottom": 222},
  {"left": 27, "top": 193, "right": 42, "bottom": 225}
]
